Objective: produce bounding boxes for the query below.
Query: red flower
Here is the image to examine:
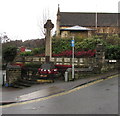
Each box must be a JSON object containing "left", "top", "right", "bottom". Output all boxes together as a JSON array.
[{"left": 38, "top": 50, "right": 96, "bottom": 58}]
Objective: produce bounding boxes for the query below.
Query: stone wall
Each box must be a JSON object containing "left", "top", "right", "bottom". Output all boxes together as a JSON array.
[
  {"left": 6, "top": 65, "right": 21, "bottom": 84},
  {"left": 60, "top": 30, "right": 89, "bottom": 38},
  {"left": 97, "top": 27, "right": 118, "bottom": 34},
  {"left": 15, "top": 56, "right": 95, "bottom": 67},
  {"left": 59, "top": 26, "right": 118, "bottom": 38},
  {"left": 101, "top": 61, "right": 118, "bottom": 73}
]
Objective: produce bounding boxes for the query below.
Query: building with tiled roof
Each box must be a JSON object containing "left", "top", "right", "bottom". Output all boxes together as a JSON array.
[{"left": 56, "top": 5, "right": 119, "bottom": 38}]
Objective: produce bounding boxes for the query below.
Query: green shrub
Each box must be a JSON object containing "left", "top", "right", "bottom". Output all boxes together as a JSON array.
[
  {"left": 23, "top": 63, "right": 41, "bottom": 68},
  {"left": 52, "top": 38, "right": 71, "bottom": 54},
  {"left": 20, "top": 51, "right": 33, "bottom": 56},
  {"left": 2, "top": 46, "right": 17, "bottom": 64},
  {"left": 32, "top": 47, "right": 45, "bottom": 55},
  {"left": 105, "top": 45, "right": 120, "bottom": 59},
  {"left": 105, "top": 34, "right": 120, "bottom": 45},
  {"left": 75, "top": 37, "right": 106, "bottom": 51}
]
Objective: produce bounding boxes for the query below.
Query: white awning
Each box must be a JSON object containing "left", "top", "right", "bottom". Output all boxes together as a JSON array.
[{"left": 61, "top": 25, "right": 95, "bottom": 31}]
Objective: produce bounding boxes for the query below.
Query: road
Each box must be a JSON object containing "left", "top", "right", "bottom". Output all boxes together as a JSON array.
[{"left": 2, "top": 75, "right": 118, "bottom": 114}]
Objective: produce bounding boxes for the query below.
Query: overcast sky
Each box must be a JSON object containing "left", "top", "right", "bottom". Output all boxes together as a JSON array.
[{"left": 0, "top": 0, "right": 119, "bottom": 41}]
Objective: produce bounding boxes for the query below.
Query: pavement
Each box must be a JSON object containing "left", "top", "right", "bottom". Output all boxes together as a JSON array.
[{"left": 1, "top": 70, "right": 119, "bottom": 105}]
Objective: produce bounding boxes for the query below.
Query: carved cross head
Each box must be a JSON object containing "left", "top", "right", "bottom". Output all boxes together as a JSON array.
[{"left": 44, "top": 20, "right": 54, "bottom": 30}]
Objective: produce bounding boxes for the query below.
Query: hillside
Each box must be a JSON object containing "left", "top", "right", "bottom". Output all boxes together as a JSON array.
[{"left": 2, "top": 38, "right": 45, "bottom": 48}]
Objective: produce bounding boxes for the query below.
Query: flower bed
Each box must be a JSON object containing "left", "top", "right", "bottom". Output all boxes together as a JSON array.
[
  {"left": 35, "top": 50, "right": 96, "bottom": 58},
  {"left": 30, "top": 50, "right": 96, "bottom": 58},
  {"left": 53, "top": 50, "right": 96, "bottom": 58}
]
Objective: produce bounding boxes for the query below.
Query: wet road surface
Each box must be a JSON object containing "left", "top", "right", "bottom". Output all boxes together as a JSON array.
[
  {"left": 16, "top": 86, "right": 65, "bottom": 102},
  {"left": 2, "top": 75, "right": 118, "bottom": 114}
]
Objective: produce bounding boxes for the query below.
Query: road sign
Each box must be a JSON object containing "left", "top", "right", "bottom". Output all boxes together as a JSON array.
[
  {"left": 71, "top": 37, "right": 75, "bottom": 80},
  {"left": 71, "top": 40, "right": 75, "bottom": 47}
]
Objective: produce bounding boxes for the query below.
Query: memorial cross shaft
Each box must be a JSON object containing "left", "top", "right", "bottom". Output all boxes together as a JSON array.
[{"left": 44, "top": 20, "right": 54, "bottom": 63}]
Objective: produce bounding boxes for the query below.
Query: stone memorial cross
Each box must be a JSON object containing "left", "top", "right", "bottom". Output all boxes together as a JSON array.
[{"left": 44, "top": 20, "right": 54, "bottom": 63}]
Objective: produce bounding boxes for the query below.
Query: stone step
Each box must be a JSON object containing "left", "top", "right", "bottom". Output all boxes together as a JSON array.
[
  {"left": 11, "top": 84, "right": 25, "bottom": 89},
  {"left": 19, "top": 79, "right": 39, "bottom": 84},
  {"left": 14, "top": 82, "right": 31, "bottom": 87},
  {"left": 36, "top": 79, "right": 54, "bottom": 83}
]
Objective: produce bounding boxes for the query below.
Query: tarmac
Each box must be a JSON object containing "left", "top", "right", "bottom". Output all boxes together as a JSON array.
[{"left": 1, "top": 70, "right": 119, "bottom": 105}]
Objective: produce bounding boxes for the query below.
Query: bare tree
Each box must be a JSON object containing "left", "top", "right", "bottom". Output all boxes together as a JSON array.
[
  {"left": 0, "top": 32, "right": 10, "bottom": 43},
  {"left": 37, "top": 8, "right": 50, "bottom": 38}
]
